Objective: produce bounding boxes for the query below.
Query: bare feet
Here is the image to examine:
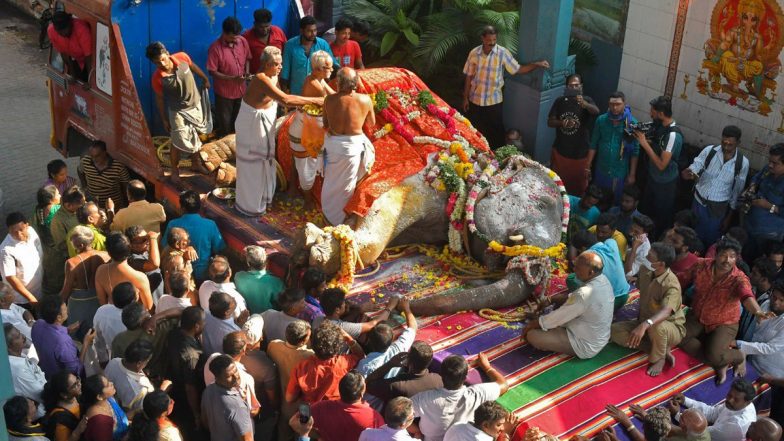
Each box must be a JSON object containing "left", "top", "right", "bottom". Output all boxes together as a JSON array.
[
  {"left": 665, "top": 351, "right": 676, "bottom": 367},
  {"left": 734, "top": 359, "right": 747, "bottom": 378},
  {"left": 715, "top": 365, "right": 729, "bottom": 385},
  {"left": 647, "top": 359, "right": 666, "bottom": 376}
]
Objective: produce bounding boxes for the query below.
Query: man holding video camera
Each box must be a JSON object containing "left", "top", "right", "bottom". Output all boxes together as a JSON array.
[
  {"left": 681, "top": 125, "right": 749, "bottom": 246},
  {"left": 636, "top": 96, "right": 683, "bottom": 234}
]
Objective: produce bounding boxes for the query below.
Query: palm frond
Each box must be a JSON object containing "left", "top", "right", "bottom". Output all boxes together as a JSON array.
[
  {"left": 413, "top": 11, "right": 470, "bottom": 76},
  {"left": 343, "top": 0, "right": 397, "bottom": 33}
]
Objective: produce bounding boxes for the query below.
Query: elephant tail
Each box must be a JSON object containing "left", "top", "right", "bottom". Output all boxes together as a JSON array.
[{"left": 409, "top": 271, "right": 533, "bottom": 317}]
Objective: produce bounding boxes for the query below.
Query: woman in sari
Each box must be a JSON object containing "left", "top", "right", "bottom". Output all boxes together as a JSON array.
[
  {"left": 81, "top": 375, "right": 129, "bottom": 441},
  {"left": 33, "top": 185, "right": 62, "bottom": 296},
  {"left": 43, "top": 370, "right": 88, "bottom": 441},
  {"left": 60, "top": 225, "right": 109, "bottom": 340},
  {"left": 4, "top": 396, "right": 47, "bottom": 441},
  {"left": 43, "top": 160, "right": 78, "bottom": 197},
  {"left": 127, "top": 390, "right": 183, "bottom": 441}
]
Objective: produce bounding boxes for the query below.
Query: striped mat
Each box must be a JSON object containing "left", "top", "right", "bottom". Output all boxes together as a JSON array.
[{"left": 201, "top": 194, "right": 765, "bottom": 440}]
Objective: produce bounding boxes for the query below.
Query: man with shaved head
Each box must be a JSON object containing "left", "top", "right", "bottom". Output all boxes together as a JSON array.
[
  {"left": 665, "top": 408, "right": 710, "bottom": 441},
  {"left": 321, "top": 67, "right": 376, "bottom": 227},
  {"left": 522, "top": 251, "right": 615, "bottom": 358},
  {"left": 747, "top": 417, "right": 782, "bottom": 441}
]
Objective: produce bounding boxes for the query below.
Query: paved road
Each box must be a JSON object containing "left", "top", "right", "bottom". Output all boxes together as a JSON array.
[{"left": 0, "top": 5, "right": 80, "bottom": 236}]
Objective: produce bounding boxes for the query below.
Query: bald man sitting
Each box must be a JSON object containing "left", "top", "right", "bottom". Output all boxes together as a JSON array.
[
  {"left": 522, "top": 251, "right": 615, "bottom": 359},
  {"left": 667, "top": 408, "right": 710, "bottom": 441},
  {"left": 747, "top": 417, "right": 782, "bottom": 441}
]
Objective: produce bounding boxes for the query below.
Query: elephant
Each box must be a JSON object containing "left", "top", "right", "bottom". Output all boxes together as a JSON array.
[{"left": 293, "top": 154, "right": 566, "bottom": 317}]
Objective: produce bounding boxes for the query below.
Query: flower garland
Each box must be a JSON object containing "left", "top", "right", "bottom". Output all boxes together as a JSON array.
[{"left": 322, "top": 225, "right": 358, "bottom": 290}]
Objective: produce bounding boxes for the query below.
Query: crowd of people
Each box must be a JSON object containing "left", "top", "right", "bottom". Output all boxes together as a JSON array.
[{"left": 8, "top": 5, "right": 784, "bottom": 441}]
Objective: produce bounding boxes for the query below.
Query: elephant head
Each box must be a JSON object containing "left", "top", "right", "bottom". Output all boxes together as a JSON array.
[{"left": 292, "top": 223, "right": 342, "bottom": 276}]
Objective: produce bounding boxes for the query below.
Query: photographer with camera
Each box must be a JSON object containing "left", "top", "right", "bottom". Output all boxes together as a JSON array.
[
  {"left": 681, "top": 125, "right": 749, "bottom": 247},
  {"left": 586, "top": 91, "right": 640, "bottom": 205},
  {"left": 548, "top": 74, "right": 600, "bottom": 195},
  {"left": 744, "top": 144, "right": 784, "bottom": 258},
  {"left": 636, "top": 96, "right": 683, "bottom": 234}
]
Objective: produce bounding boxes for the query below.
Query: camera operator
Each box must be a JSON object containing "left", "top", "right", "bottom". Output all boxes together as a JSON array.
[
  {"left": 636, "top": 96, "right": 683, "bottom": 235},
  {"left": 744, "top": 144, "right": 784, "bottom": 258},
  {"left": 681, "top": 125, "right": 749, "bottom": 246},
  {"left": 548, "top": 74, "right": 600, "bottom": 196}
]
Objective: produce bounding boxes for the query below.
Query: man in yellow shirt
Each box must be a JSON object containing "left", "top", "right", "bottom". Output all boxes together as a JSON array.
[
  {"left": 589, "top": 212, "right": 628, "bottom": 261},
  {"left": 111, "top": 180, "right": 166, "bottom": 233}
]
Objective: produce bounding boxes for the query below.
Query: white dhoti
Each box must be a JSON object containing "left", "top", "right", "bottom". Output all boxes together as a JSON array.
[
  {"left": 321, "top": 133, "right": 375, "bottom": 225},
  {"left": 235, "top": 100, "right": 278, "bottom": 216},
  {"left": 288, "top": 110, "right": 323, "bottom": 191}
]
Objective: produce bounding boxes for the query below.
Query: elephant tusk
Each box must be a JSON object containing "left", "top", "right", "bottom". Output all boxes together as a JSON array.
[{"left": 509, "top": 234, "right": 524, "bottom": 242}]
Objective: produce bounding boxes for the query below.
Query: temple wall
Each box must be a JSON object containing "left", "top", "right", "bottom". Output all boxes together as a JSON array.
[{"left": 618, "top": 0, "right": 784, "bottom": 169}]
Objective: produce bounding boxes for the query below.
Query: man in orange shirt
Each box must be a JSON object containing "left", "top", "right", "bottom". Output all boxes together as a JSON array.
[
  {"left": 48, "top": 11, "right": 92, "bottom": 82},
  {"left": 330, "top": 18, "right": 364, "bottom": 69}
]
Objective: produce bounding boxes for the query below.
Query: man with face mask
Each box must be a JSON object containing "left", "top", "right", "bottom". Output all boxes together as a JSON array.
[
  {"left": 548, "top": 74, "right": 600, "bottom": 196},
  {"left": 637, "top": 95, "right": 683, "bottom": 234},
  {"left": 586, "top": 91, "right": 640, "bottom": 205},
  {"left": 207, "top": 17, "right": 252, "bottom": 137},
  {"left": 243, "top": 9, "right": 287, "bottom": 74}
]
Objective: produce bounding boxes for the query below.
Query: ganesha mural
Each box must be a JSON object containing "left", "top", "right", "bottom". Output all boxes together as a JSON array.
[{"left": 697, "top": 0, "right": 784, "bottom": 115}]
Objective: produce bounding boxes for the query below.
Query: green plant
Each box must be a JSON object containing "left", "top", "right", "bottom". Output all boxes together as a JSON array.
[
  {"left": 343, "top": 0, "right": 423, "bottom": 66},
  {"left": 413, "top": 0, "right": 520, "bottom": 77},
  {"left": 568, "top": 37, "right": 598, "bottom": 72}
]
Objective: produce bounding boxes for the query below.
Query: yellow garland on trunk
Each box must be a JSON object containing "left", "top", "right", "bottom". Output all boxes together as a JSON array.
[{"left": 323, "top": 225, "right": 359, "bottom": 290}]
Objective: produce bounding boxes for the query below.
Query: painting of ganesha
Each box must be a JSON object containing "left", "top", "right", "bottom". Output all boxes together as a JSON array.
[{"left": 698, "top": 0, "right": 784, "bottom": 115}]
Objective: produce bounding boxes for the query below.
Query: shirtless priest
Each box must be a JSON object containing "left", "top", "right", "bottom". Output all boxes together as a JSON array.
[
  {"left": 235, "top": 46, "right": 324, "bottom": 217},
  {"left": 321, "top": 67, "right": 376, "bottom": 227}
]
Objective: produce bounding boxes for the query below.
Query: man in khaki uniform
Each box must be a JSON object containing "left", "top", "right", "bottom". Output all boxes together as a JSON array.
[{"left": 611, "top": 242, "right": 686, "bottom": 376}]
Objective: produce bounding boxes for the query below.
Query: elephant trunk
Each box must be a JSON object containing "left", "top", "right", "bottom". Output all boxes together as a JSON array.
[{"left": 409, "top": 271, "right": 533, "bottom": 317}]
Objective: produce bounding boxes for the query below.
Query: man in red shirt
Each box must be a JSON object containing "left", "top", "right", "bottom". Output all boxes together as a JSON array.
[
  {"left": 207, "top": 17, "right": 252, "bottom": 137},
  {"left": 330, "top": 18, "right": 364, "bottom": 69},
  {"left": 48, "top": 11, "right": 92, "bottom": 82},
  {"left": 311, "top": 371, "right": 384, "bottom": 441},
  {"left": 243, "top": 8, "right": 288, "bottom": 74},
  {"left": 678, "top": 237, "right": 771, "bottom": 384},
  {"left": 665, "top": 226, "right": 700, "bottom": 291},
  {"left": 285, "top": 321, "right": 365, "bottom": 403}
]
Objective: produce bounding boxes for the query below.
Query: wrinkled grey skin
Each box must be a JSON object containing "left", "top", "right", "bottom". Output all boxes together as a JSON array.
[{"left": 294, "top": 155, "right": 564, "bottom": 316}]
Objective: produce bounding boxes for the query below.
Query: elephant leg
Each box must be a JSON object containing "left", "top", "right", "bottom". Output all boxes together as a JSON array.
[{"left": 409, "top": 272, "right": 532, "bottom": 317}]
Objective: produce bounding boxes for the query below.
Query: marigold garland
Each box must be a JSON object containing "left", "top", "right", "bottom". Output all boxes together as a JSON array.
[{"left": 323, "top": 225, "right": 358, "bottom": 290}]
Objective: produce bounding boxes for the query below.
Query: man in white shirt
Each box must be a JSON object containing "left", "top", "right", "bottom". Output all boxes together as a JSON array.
[
  {"left": 5, "top": 323, "right": 46, "bottom": 418},
  {"left": 359, "top": 396, "right": 418, "bottom": 441},
  {"left": 411, "top": 352, "right": 508, "bottom": 441},
  {"left": 668, "top": 379, "right": 757, "bottom": 441},
  {"left": 734, "top": 281, "right": 784, "bottom": 378},
  {"left": 523, "top": 251, "right": 614, "bottom": 359},
  {"left": 357, "top": 297, "right": 416, "bottom": 378},
  {"left": 1, "top": 285, "right": 34, "bottom": 340},
  {"left": 198, "top": 255, "right": 247, "bottom": 318},
  {"left": 681, "top": 125, "right": 749, "bottom": 246},
  {"left": 103, "top": 338, "right": 157, "bottom": 414},
  {"left": 1, "top": 212, "right": 43, "bottom": 305},
  {"left": 444, "top": 401, "right": 519, "bottom": 441},
  {"left": 625, "top": 214, "right": 654, "bottom": 280},
  {"left": 92, "top": 282, "right": 136, "bottom": 364},
  {"left": 156, "top": 271, "right": 193, "bottom": 312}
]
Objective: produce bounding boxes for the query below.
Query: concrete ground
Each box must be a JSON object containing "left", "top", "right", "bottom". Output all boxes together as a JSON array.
[{"left": 0, "top": 4, "right": 80, "bottom": 236}]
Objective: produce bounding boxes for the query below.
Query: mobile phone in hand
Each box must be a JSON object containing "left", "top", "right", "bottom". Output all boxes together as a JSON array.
[{"left": 299, "top": 403, "right": 310, "bottom": 424}]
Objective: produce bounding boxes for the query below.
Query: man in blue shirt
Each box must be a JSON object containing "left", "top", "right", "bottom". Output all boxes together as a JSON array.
[
  {"left": 567, "top": 229, "right": 631, "bottom": 311},
  {"left": 281, "top": 15, "right": 337, "bottom": 95},
  {"left": 162, "top": 190, "right": 226, "bottom": 282},
  {"left": 567, "top": 184, "right": 603, "bottom": 242},
  {"left": 636, "top": 96, "right": 683, "bottom": 234},
  {"left": 745, "top": 143, "right": 784, "bottom": 256}
]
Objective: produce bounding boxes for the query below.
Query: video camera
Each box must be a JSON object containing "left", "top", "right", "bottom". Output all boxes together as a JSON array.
[{"left": 623, "top": 121, "right": 655, "bottom": 140}]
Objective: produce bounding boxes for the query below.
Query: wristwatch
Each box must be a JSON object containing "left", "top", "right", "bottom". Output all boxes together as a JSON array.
[
  {"left": 771, "top": 204, "right": 778, "bottom": 214},
  {"left": 645, "top": 319, "right": 654, "bottom": 327}
]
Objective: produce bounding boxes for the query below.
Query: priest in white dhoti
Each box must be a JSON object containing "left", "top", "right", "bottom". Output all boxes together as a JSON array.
[
  {"left": 321, "top": 67, "right": 376, "bottom": 226},
  {"left": 288, "top": 50, "right": 335, "bottom": 209},
  {"left": 234, "top": 47, "right": 325, "bottom": 216}
]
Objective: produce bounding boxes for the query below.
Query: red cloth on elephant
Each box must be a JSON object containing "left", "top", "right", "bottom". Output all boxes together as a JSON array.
[{"left": 276, "top": 67, "right": 490, "bottom": 218}]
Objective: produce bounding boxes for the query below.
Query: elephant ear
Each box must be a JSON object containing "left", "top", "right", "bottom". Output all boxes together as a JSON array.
[
  {"left": 292, "top": 223, "right": 326, "bottom": 267},
  {"left": 309, "top": 231, "right": 341, "bottom": 276}
]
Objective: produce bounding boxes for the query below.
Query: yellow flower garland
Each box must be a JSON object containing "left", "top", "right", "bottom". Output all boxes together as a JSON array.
[
  {"left": 488, "top": 241, "right": 566, "bottom": 258},
  {"left": 323, "top": 225, "right": 358, "bottom": 290}
]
